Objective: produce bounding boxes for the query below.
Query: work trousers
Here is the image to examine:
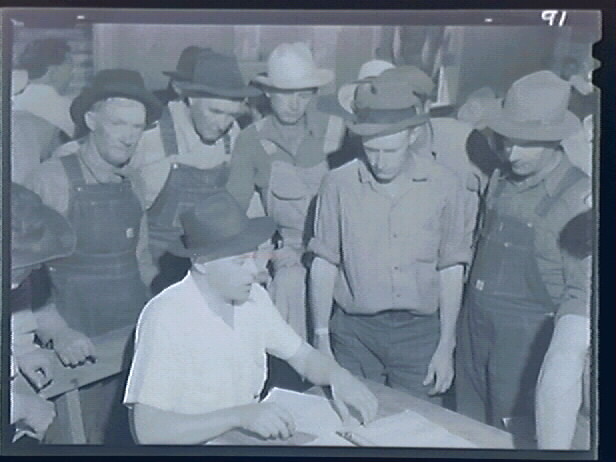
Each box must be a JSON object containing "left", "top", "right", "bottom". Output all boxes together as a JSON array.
[
  {"left": 331, "top": 306, "right": 441, "bottom": 405},
  {"left": 455, "top": 291, "right": 554, "bottom": 430}
]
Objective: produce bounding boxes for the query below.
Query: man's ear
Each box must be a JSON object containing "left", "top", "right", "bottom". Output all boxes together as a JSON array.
[{"left": 84, "top": 110, "right": 97, "bottom": 132}]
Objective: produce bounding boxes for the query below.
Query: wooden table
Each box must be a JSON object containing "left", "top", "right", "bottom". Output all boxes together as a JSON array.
[{"left": 215, "top": 380, "right": 518, "bottom": 448}]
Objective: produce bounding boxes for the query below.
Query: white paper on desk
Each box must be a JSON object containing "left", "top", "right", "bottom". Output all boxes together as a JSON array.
[
  {"left": 344, "top": 409, "right": 479, "bottom": 448},
  {"left": 262, "top": 387, "right": 347, "bottom": 436}
]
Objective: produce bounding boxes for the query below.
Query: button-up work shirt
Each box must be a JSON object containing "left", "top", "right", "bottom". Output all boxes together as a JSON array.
[
  {"left": 130, "top": 100, "right": 240, "bottom": 209},
  {"left": 124, "top": 272, "right": 303, "bottom": 415},
  {"left": 25, "top": 138, "right": 156, "bottom": 287},
  {"left": 226, "top": 102, "right": 344, "bottom": 212},
  {"left": 487, "top": 154, "right": 591, "bottom": 319},
  {"left": 309, "top": 156, "right": 472, "bottom": 315}
]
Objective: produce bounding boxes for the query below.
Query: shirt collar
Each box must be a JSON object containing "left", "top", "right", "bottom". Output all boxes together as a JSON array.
[{"left": 357, "top": 152, "right": 431, "bottom": 186}]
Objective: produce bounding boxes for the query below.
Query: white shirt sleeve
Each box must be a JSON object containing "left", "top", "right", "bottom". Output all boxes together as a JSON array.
[{"left": 253, "top": 285, "right": 303, "bottom": 360}]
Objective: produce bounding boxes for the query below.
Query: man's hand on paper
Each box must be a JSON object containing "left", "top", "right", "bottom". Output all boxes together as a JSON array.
[
  {"left": 237, "top": 402, "right": 296, "bottom": 440},
  {"left": 16, "top": 349, "right": 53, "bottom": 390},
  {"left": 12, "top": 392, "right": 55, "bottom": 440},
  {"left": 422, "top": 344, "right": 454, "bottom": 395},
  {"left": 51, "top": 327, "right": 97, "bottom": 367},
  {"left": 330, "top": 368, "right": 378, "bottom": 425}
]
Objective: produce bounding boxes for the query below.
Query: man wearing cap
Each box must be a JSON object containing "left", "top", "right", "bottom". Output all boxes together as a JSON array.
[
  {"left": 131, "top": 49, "right": 261, "bottom": 295},
  {"left": 153, "top": 45, "right": 207, "bottom": 105},
  {"left": 26, "top": 69, "right": 162, "bottom": 443},
  {"left": 8, "top": 183, "right": 76, "bottom": 443},
  {"left": 455, "top": 71, "right": 591, "bottom": 432},
  {"left": 309, "top": 67, "right": 471, "bottom": 403},
  {"left": 13, "top": 38, "right": 75, "bottom": 141},
  {"left": 123, "top": 191, "right": 377, "bottom": 445},
  {"left": 226, "top": 42, "right": 345, "bottom": 341}
]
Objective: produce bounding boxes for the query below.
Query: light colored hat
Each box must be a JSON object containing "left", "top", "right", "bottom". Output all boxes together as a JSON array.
[
  {"left": 337, "top": 60, "right": 395, "bottom": 114},
  {"left": 457, "top": 87, "right": 501, "bottom": 130},
  {"left": 254, "top": 42, "right": 333, "bottom": 90},
  {"left": 11, "top": 69, "right": 28, "bottom": 96},
  {"left": 487, "top": 70, "right": 581, "bottom": 141}
]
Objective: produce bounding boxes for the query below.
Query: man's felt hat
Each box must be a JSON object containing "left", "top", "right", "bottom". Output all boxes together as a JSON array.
[
  {"left": 10, "top": 183, "right": 76, "bottom": 270},
  {"left": 337, "top": 60, "right": 395, "bottom": 115},
  {"left": 169, "top": 191, "right": 276, "bottom": 261},
  {"left": 174, "top": 49, "right": 261, "bottom": 99},
  {"left": 346, "top": 66, "right": 432, "bottom": 137},
  {"left": 486, "top": 70, "right": 581, "bottom": 141},
  {"left": 70, "top": 68, "right": 163, "bottom": 128},
  {"left": 254, "top": 42, "right": 334, "bottom": 90},
  {"left": 162, "top": 46, "right": 210, "bottom": 81}
]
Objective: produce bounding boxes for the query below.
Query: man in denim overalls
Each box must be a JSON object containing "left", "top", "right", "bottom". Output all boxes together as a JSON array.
[
  {"left": 132, "top": 49, "right": 262, "bottom": 295},
  {"left": 455, "top": 71, "right": 591, "bottom": 437},
  {"left": 226, "top": 42, "right": 345, "bottom": 342},
  {"left": 27, "top": 69, "right": 162, "bottom": 443}
]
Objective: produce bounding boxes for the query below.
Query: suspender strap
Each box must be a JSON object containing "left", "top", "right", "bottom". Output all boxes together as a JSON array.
[
  {"left": 535, "top": 166, "right": 587, "bottom": 217},
  {"left": 60, "top": 153, "right": 87, "bottom": 187},
  {"left": 159, "top": 107, "right": 179, "bottom": 158}
]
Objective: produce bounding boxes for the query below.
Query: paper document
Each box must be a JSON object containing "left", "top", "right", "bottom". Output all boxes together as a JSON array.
[{"left": 339, "top": 409, "right": 479, "bottom": 448}]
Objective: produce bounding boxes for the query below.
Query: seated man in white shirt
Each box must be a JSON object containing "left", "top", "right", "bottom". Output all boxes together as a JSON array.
[{"left": 124, "top": 191, "right": 378, "bottom": 445}]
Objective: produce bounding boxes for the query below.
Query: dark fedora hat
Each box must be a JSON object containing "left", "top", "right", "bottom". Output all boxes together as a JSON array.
[
  {"left": 70, "top": 68, "right": 163, "bottom": 128},
  {"left": 347, "top": 67, "right": 431, "bottom": 137},
  {"left": 169, "top": 191, "right": 275, "bottom": 261},
  {"left": 174, "top": 49, "right": 261, "bottom": 99},
  {"left": 162, "top": 46, "right": 210, "bottom": 81},
  {"left": 10, "top": 183, "right": 76, "bottom": 270}
]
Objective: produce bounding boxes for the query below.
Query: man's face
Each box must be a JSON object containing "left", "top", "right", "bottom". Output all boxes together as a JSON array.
[
  {"left": 188, "top": 97, "right": 245, "bottom": 143},
  {"left": 267, "top": 88, "right": 317, "bottom": 125},
  {"left": 196, "top": 246, "right": 274, "bottom": 305},
  {"left": 503, "top": 137, "right": 559, "bottom": 178},
  {"left": 86, "top": 98, "right": 147, "bottom": 168},
  {"left": 362, "top": 128, "right": 419, "bottom": 183},
  {"left": 52, "top": 53, "right": 74, "bottom": 93}
]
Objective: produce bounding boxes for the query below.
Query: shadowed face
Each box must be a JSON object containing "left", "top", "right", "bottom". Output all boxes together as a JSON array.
[
  {"left": 86, "top": 98, "right": 147, "bottom": 168},
  {"left": 193, "top": 246, "right": 274, "bottom": 305},
  {"left": 362, "top": 127, "right": 422, "bottom": 183},
  {"left": 188, "top": 97, "right": 245, "bottom": 143},
  {"left": 267, "top": 88, "right": 317, "bottom": 125},
  {"left": 503, "top": 137, "right": 560, "bottom": 178}
]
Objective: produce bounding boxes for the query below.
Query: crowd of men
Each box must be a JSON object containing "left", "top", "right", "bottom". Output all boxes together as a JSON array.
[{"left": 8, "top": 36, "right": 594, "bottom": 449}]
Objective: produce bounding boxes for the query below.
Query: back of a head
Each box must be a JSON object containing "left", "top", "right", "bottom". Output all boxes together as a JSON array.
[{"left": 18, "top": 38, "right": 70, "bottom": 80}]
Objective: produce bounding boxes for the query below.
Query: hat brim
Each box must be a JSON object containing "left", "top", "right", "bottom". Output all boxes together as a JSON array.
[
  {"left": 12, "top": 206, "right": 76, "bottom": 269},
  {"left": 254, "top": 69, "right": 334, "bottom": 90},
  {"left": 70, "top": 84, "right": 163, "bottom": 128},
  {"left": 347, "top": 113, "right": 430, "bottom": 137},
  {"left": 316, "top": 94, "right": 355, "bottom": 121},
  {"left": 337, "top": 83, "right": 358, "bottom": 115},
  {"left": 175, "top": 80, "right": 262, "bottom": 98},
  {"left": 487, "top": 108, "right": 582, "bottom": 141},
  {"left": 162, "top": 70, "right": 192, "bottom": 81},
  {"left": 168, "top": 217, "right": 276, "bottom": 260}
]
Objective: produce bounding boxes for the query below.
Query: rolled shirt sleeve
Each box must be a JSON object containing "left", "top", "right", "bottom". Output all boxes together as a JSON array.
[
  {"left": 308, "top": 173, "right": 342, "bottom": 266},
  {"left": 556, "top": 254, "right": 591, "bottom": 321},
  {"left": 438, "top": 173, "right": 474, "bottom": 270}
]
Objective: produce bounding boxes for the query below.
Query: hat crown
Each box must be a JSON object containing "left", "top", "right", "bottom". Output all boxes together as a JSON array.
[
  {"left": 186, "top": 49, "right": 247, "bottom": 92},
  {"left": 355, "top": 68, "right": 425, "bottom": 111},
  {"left": 179, "top": 192, "right": 248, "bottom": 251},
  {"left": 90, "top": 69, "right": 147, "bottom": 92},
  {"left": 503, "top": 70, "right": 571, "bottom": 125},
  {"left": 174, "top": 46, "right": 209, "bottom": 78},
  {"left": 357, "top": 60, "right": 395, "bottom": 81},
  {"left": 264, "top": 42, "right": 321, "bottom": 88}
]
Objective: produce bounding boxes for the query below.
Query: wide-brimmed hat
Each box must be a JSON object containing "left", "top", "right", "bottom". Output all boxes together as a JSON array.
[
  {"left": 346, "top": 67, "right": 432, "bottom": 137},
  {"left": 162, "top": 46, "right": 209, "bottom": 81},
  {"left": 174, "top": 49, "right": 261, "bottom": 99},
  {"left": 10, "top": 183, "right": 76, "bottom": 270},
  {"left": 254, "top": 42, "right": 334, "bottom": 90},
  {"left": 337, "top": 60, "right": 395, "bottom": 114},
  {"left": 70, "top": 69, "right": 163, "bottom": 128},
  {"left": 169, "top": 191, "right": 276, "bottom": 261},
  {"left": 487, "top": 70, "right": 581, "bottom": 141}
]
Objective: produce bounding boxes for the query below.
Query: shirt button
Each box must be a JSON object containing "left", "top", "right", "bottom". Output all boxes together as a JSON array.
[
  {"left": 393, "top": 266, "right": 399, "bottom": 271},
  {"left": 393, "top": 233, "right": 398, "bottom": 239},
  {"left": 504, "top": 242, "right": 511, "bottom": 248},
  {"left": 395, "top": 294, "right": 401, "bottom": 298},
  {"left": 527, "top": 222, "right": 533, "bottom": 228}
]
